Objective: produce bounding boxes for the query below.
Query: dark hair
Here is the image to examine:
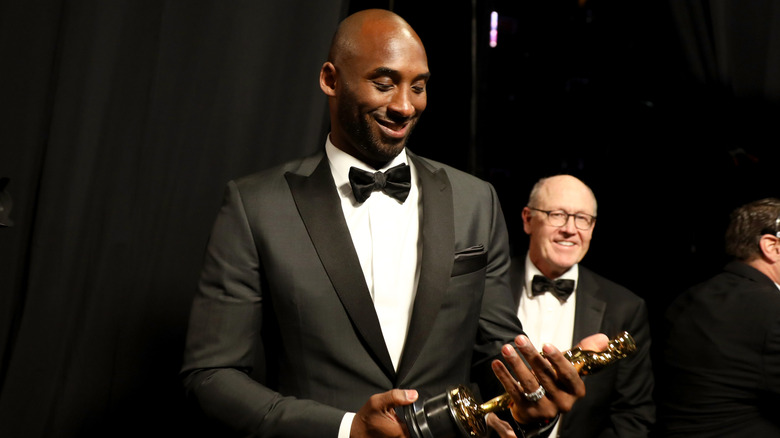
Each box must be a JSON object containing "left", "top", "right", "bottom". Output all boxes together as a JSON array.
[{"left": 724, "top": 198, "right": 780, "bottom": 261}]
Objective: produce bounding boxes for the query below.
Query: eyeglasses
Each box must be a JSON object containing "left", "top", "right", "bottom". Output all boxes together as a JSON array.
[
  {"left": 527, "top": 207, "right": 596, "bottom": 230},
  {"left": 761, "top": 214, "right": 780, "bottom": 238}
]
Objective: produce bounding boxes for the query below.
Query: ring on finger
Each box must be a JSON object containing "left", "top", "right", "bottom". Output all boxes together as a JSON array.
[{"left": 522, "top": 384, "right": 545, "bottom": 403}]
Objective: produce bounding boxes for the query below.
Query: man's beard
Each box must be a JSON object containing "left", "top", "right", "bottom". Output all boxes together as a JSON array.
[{"left": 338, "top": 102, "right": 416, "bottom": 165}]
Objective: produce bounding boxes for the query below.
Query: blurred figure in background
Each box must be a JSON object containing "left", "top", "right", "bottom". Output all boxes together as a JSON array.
[{"left": 657, "top": 197, "right": 780, "bottom": 437}]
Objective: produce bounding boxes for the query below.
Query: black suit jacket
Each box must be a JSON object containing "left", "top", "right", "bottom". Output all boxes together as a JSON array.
[
  {"left": 657, "top": 261, "right": 780, "bottom": 437},
  {"left": 180, "top": 150, "right": 523, "bottom": 437},
  {"left": 510, "top": 261, "right": 655, "bottom": 438}
]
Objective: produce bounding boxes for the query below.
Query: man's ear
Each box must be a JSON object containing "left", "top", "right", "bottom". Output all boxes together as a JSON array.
[
  {"left": 319, "top": 62, "right": 337, "bottom": 96},
  {"left": 759, "top": 234, "right": 780, "bottom": 262},
  {"left": 521, "top": 207, "right": 533, "bottom": 235}
]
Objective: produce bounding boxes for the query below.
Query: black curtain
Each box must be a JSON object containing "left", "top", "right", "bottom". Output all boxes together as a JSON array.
[
  {"left": 671, "top": 0, "right": 780, "bottom": 100},
  {"left": 474, "top": 0, "right": 780, "bottom": 306},
  {"left": 0, "top": 1, "right": 345, "bottom": 436},
  {"left": 2, "top": 0, "right": 780, "bottom": 437}
]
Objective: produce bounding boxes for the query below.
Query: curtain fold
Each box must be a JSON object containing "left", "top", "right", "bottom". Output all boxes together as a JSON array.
[
  {"left": 2, "top": 1, "right": 779, "bottom": 437},
  {"left": 0, "top": 1, "right": 344, "bottom": 436},
  {"left": 670, "top": 0, "right": 780, "bottom": 100}
]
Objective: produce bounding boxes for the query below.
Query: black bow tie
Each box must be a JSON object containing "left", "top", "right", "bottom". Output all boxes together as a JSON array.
[
  {"left": 531, "top": 275, "right": 575, "bottom": 301},
  {"left": 349, "top": 163, "right": 411, "bottom": 203}
]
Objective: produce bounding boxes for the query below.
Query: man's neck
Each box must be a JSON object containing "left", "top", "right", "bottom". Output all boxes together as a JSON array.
[
  {"left": 327, "top": 135, "right": 396, "bottom": 170},
  {"left": 746, "top": 258, "right": 780, "bottom": 284},
  {"left": 527, "top": 253, "right": 577, "bottom": 281},
  {"left": 326, "top": 134, "right": 406, "bottom": 172},
  {"left": 533, "top": 260, "right": 569, "bottom": 280}
]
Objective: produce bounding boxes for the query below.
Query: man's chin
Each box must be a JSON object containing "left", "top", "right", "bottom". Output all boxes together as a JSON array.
[
  {"left": 548, "top": 257, "right": 579, "bottom": 274},
  {"left": 368, "top": 139, "right": 408, "bottom": 162}
]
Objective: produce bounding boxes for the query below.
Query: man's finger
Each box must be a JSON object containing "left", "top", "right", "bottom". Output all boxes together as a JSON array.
[
  {"left": 504, "top": 338, "right": 543, "bottom": 395},
  {"left": 372, "top": 389, "right": 418, "bottom": 411},
  {"left": 537, "top": 343, "right": 585, "bottom": 410},
  {"left": 576, "top": 333, "right": 609, "bottom": 352},
  {"left": 486, "top": 413, "right": 517, "bottom": 438}
]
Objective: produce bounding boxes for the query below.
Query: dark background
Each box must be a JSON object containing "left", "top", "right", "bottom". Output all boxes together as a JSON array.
[{"left": 1, "top": 0, "right": 778, "bottom": 436}]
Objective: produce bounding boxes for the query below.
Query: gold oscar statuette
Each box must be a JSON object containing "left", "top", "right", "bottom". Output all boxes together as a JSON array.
[{"left": 398, "top": 331, "right": 638, "bottom": 438}]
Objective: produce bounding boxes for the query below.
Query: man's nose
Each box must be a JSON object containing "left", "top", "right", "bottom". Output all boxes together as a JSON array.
[
  {"left": 560, "top": 215, "right": 577, "bottom": 232},
  {"left": 388, "top": 89, "right": 415, "bottom": 118}
]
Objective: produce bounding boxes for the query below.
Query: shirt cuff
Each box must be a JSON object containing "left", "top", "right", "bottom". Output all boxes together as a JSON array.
[
  {"left": 338, "top": 412, "right": 356, "bottom": 438},
  {"left": 515, "top": 413, "right": 560, "bottom": 438}
]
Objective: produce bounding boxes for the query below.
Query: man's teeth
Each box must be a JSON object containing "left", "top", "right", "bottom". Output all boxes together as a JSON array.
[{"left": 557, "top": 241, "right": 574, "bottom": 246}]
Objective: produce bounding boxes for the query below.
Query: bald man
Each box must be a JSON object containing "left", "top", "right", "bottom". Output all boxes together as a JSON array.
[
  {"left": 494, "top": 175, "right": 655, "bottom": 437},
  {"left": 181, "top": 11, "right": 600, "bottom": 438}
]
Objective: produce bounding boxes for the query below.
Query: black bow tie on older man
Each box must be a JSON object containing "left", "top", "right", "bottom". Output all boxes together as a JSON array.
[
  {"left": 531, "top": 275, "right": 575, "bottom": 301},
  {"left": 349, "top": 163, "right": 411, "bottom": 203}
]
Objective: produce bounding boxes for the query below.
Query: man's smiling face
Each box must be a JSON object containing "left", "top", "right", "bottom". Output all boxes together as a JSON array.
[
  {"left": 322, "top": 15, "right": 430, "bottom": 169},
  {"left": 523, "top": 175, "right": 597, "bottom": 279}
]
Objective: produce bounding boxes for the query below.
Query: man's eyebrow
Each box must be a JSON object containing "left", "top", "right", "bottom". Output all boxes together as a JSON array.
[{"left": 372, "top": 67, "right": 431, "bottom": 81}]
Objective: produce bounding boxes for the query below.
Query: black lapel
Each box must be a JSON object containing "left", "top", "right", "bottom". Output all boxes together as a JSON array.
[
  {"left": 572, "top": 268, "right": 606, "bottom": 344},
  {"left": 285, "top": 155, "right": 396, "bottom": 381},
  {"left": 509, "top": 257, "right": 526, "bottom": 307},
  {"left": 396, "top": 153, "right": 454, "bottom": 383}
]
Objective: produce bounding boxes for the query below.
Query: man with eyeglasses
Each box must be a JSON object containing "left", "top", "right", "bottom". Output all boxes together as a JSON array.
[
  {"left": 656, "top": 197, "right": 780, "bottom": 437},
  {"left": 486, "top": 174, "right": 655, "bottom": 437}
]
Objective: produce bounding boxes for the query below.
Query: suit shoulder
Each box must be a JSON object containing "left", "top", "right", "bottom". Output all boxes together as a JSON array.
[
  {"left": 579, "top": 266, "right": 645, "bottom": 305},
  {"left": 232, "top": 153, "right": 322, "bottom": 192},
  {"left": 680, "top": 269, "right": 780, "bottom": 307},
  {"left": 412, "top": 154, "right": 487, "bottom": 182},
  {"left": 412, "top": 154, "right": 496, "bottom": 197}
]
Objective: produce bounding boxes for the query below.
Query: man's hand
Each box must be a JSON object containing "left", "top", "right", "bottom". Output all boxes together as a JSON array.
[
  {"left": 491, "top": 334, "right": 609, "bottom": 425},
  {"left": 485, "top": 412, "right": 517, "bottom": 438},
  {"left": 576, "top": 333, "right": 609, "bottom": 352},
  {"left": 350, "top": 389, "right": 417, "bottom": 438}
]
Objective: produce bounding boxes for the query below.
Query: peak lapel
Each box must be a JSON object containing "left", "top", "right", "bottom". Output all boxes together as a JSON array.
[
  {"left": 285, "top": 156, "right": 396, "bottom": 381},
  {"left": 572, "top": 270, "right": 606, "bottom": 343}
]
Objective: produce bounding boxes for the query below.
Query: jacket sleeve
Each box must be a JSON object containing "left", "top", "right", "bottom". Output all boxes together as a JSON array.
[
  {"left": 469, "top": 182, "right": 525, "bottom": 399},
  {"left": 180, "top": 181, "right": 345, "bottom": 437}
]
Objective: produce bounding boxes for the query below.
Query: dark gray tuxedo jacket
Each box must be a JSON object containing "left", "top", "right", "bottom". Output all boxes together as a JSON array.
[
  {"left": 509, "top": 261, "right": 655, "bottom": 438},
  {"left": 657, "top": 261, "right": 780, "bottom": 437},
  {"left": 181, "top": 150, "right": 523, "bottom": 437}
]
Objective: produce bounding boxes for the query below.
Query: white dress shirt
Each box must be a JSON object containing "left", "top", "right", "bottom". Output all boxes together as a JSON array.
[
  {"left": 326, "top": 137, "right": 422, "bottom": 437},
  {"left": 517, "top": 253, "right": 578, "bottom": 438}
]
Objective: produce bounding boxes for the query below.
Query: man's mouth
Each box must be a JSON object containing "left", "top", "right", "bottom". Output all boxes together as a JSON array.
[{"left": 376, "top": 118, "right": 409, "bottom": 139}]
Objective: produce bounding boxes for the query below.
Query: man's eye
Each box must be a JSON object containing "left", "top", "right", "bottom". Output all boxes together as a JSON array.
[
  {"left": 374, "top": 82, "right": 393, "bottom": 91},
  {"left": 412, "top": 85, "right": 426, "bottom": 94}
]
